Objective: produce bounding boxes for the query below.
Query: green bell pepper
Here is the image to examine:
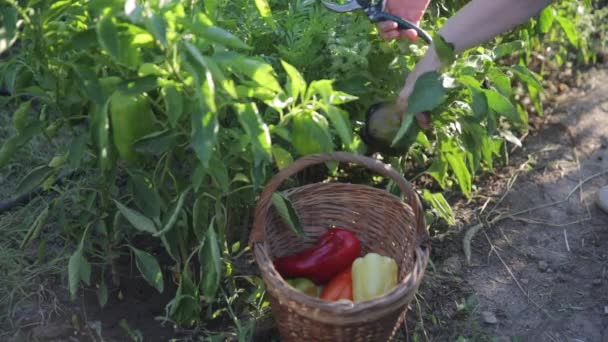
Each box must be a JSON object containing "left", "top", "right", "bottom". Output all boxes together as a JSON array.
[
  {"left": 287, "top": 278, "right": 321, "bottom": 297},
  {"left": 352, "top": 252, "right": 398, "bottom": 302}
]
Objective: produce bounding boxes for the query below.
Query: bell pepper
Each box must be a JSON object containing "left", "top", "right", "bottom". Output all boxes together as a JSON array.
[
  {"left": 320, "top": 267, "right": 353, "bottom": 301},
  {"left": 352, "top": 253, "right": 398, "bottom": 302},
  {"left": 286, "top": 278, "right": 320, "bottom": 297},
  {"left": 274, "top": 228, "right": 361, "bottom": 285}
]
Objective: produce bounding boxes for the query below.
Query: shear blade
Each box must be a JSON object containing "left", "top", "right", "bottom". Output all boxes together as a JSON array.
[{"left": 321, "top": 0, "right": 362, "bottom": 12}]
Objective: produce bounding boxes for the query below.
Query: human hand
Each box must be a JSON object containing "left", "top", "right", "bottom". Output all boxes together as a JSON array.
[{"left": 377, "top": 0, "right": 430, "bottom": 41}]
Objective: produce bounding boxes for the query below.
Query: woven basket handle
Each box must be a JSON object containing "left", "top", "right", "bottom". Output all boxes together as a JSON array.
[{"left": 250, "top": 152, "right": 429, "bottom": 248}]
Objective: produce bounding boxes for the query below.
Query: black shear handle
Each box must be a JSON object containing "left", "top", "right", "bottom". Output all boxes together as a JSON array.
[{"left": 369, "top": 12, "right": 433, "bottom": 44}]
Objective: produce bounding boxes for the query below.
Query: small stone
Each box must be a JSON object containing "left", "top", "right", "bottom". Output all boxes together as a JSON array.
[
  {"left": 538, "top": 260, "right": 549, "bottom": 272},
  {"left": 604, "top": 306, "right": 608, "bottom": 315},
  {"left": 521, "top": 278, "right": 529, "bottom": 285},
  {"left": 481, "top": 311, "right": 498, "bottom": 325},
  {"left": 592, "top": 278, "right": 602, "bottom": 287},
  {"left": 547, "top": 268, "right": 554, "bottom": 273}
]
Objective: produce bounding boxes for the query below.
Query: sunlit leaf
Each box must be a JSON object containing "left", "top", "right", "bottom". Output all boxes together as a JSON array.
[
  {"left": 421, "top": 190, "right": 455, "bottom": 226},
  {"left": 191, "top": 103, "right": 218, "bottom": 168},
  {"left": 235, "top": 102, "right": 272, "bottom": 165},
  {"left": 271, "top": 146, "right": 293, "bottom": 170},
  {"left": 281, "top": 60, "right": 306, "bottom": 101}
]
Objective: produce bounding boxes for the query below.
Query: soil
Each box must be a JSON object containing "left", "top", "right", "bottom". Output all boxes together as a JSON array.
[{"left": 8, "top": 67, "right": 608, "bottom": 342}]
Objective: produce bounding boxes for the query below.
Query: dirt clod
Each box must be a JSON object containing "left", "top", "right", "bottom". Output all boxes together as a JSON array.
[
  {"left": 592, "top": 278, "right": 602, "bottom": 286},
  {"left": 481, "top": 311, "right": 498, "bottom": 325},
  {"left": 538, "top": 260, "right": 549, "bottom": 272}
]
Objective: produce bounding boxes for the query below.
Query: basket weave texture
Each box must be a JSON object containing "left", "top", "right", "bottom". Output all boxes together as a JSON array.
[{"left": 249, "top": 152, "right": 431, "bottom": 342}]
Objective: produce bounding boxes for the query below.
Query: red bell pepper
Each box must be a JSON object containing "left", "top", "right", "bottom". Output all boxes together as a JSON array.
[
  {"left": 274, "top": 228, "right": 361, "bottom": 285},
  {"left": 320, "top": 267, "right": 353, "bottom": 301}
]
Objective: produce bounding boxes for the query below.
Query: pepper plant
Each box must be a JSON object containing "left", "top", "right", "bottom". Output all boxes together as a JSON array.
[{"left": 0, "top": 0, "right": 598, "bottom": 334}]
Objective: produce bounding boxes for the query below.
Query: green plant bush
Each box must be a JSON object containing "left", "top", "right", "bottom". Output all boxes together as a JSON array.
[{"left": 0, "top": 0, "right": 601, "bottom": 335}]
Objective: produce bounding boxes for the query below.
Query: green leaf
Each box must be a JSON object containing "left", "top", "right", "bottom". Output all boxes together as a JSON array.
[
  {"left": 208, "top": 159, "right": 230, "bottom": 193},
  {"left": 538, "top": 6, "right": 555, "bottom": 34},
  {"left": 441, "top": 140, "right": 472, "bottom": 197},
  {"left": 132, "top": 130, "right": 178, "bottom": 155},
  {"left": 198, "top": 26, "right": 250, "bottom": 50},
  {"left": 154, "top": 189, "right": 189, "bottom": 237},
  {"left": 433, "top": 32, "right": 455, "bottom": 66},
  {"left": 130, "top": 246, "right": 164, "bottom": 293},
  {"left": 426, "top": 157, "right": 448, "bottom": 188},
  {"left": 391, "top": 111, "right": 415, "bottom": 147},
  {"left": 0, "top": 122, "right": 44, "bottom": 168},
  {"left": 96, "top": 16, "right": 121, "bottom": 60},
  {"left": 512, "top": 65, "right": 543, "bottom": 90},
  {"left": 0, "top": 7, "right": 18, "bottom": 54},
  {"left": 421, "top": 190, "right": 455, "bottom": 226},
  {"left": 555, "top": 15, "right": 578, "bottom": 46},
  {"left": 281, "top": 60, "right": 306, "bottom": 102},
  {"left": 200, "top": 224, "right": 221, "bottom": 300},
  {"left": 483, "top": 89, "right": 518, "bottom": 123},
  {"left": 406, "top": 71, "right": 447, "bottom": 114},
  {"left": 128, "top": 171, "right": 161, "bottom": 220},
  {"left": 114, "top": 200, "right": 158, "bottom": 234},
  {"left": 228, "top": 56, "right": 282, "bottom": 93},
  {"left": 118, "top": 76, "right": 159, "bottom": 95},
  {"left": 98, "top": 279, "right": 108, "bottom": 308},
  {"left": 192, "top": 195, "right": 209, "bottom": 241},
  {"left": 271, "top": 192, "right": 305, "bottom": 238},
  {"left": 20, "top": 206, "right": 50, "bottom": 249},
  {"left": 15, "top": 165, "right": 54, "bottom": 195},
  {"left": 492, "top": 40, "right": 524, "bottom": 59},
  {"left": 487, "top": 67, "right": 511, "bottom": 97},
  {"left": 236, "top": 102, "right": 272, "bottom": 165},
  {"left": 271, "top": 146, "right": 293, "bottom": 170},
  {"left": 255, "top": 0, "right": 275, "bottom": 28},
  {"left": 68, "top": 248, "right": 89, "bottom": 299},
  {"left": 191, "top": 106, "right": 218, "bottom": 169},
  {"left": 147, "top": 13, "right": 167, "bottom": 46},
  {"left": 291, "top": 111, "right": 333, "bottom": 156},
  {"left": 80, "top": 255, "right": 91, "bottom": 286},
  {"left": 12, "top": 100, "right": 31, "bottom": 133},
  {"left": 162, "top": 86, "right": 184, "bottom": 127},
  {"left": 326, "top": 106, "right": 352, "bottom": 147},
  {"left": 183, "top": 42, "right": 226, "bottom": 84},
  {"left": 68, "top": 134, "right": 88, "bottom": 169}
]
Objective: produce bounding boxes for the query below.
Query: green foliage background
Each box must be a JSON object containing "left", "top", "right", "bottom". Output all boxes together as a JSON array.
[{"left": 0, "top": 0, "right": 604, "bottom": 337}]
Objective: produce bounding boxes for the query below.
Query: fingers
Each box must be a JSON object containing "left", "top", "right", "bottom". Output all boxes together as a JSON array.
[
  {"left": 378, "top": 25, "right": 419, "bottom": 42},
  {"left": 415, "top": 112, "right": 431, "bottom": 129},
  {"left": 377, "top": 21, "right": 398, "bottom": 32},
  {"left": 401, "top": 29, "right": 418, "bottom": 41}
]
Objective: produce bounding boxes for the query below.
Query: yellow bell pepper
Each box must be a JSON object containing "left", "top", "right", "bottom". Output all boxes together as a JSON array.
[{"left": 352, "top": 253, "right": 398, "bottom": 302}]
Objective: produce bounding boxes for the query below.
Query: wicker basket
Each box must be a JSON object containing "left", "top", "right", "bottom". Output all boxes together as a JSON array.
[{"left": 249, "top": 152, "right": 430, "bottom": 342}]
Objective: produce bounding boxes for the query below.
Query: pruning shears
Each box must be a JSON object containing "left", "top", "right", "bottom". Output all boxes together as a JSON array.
[{"left": 321, "top": 0, "right": 433, "bottom": 44}]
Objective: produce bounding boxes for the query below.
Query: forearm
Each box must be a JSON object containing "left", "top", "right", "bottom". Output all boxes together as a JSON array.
[
  {"left": 398, "top": 0, "right": 552, "bottom": 107},
  {"left": 439, "top": 0, "right": 553, "bottom": 53}
]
